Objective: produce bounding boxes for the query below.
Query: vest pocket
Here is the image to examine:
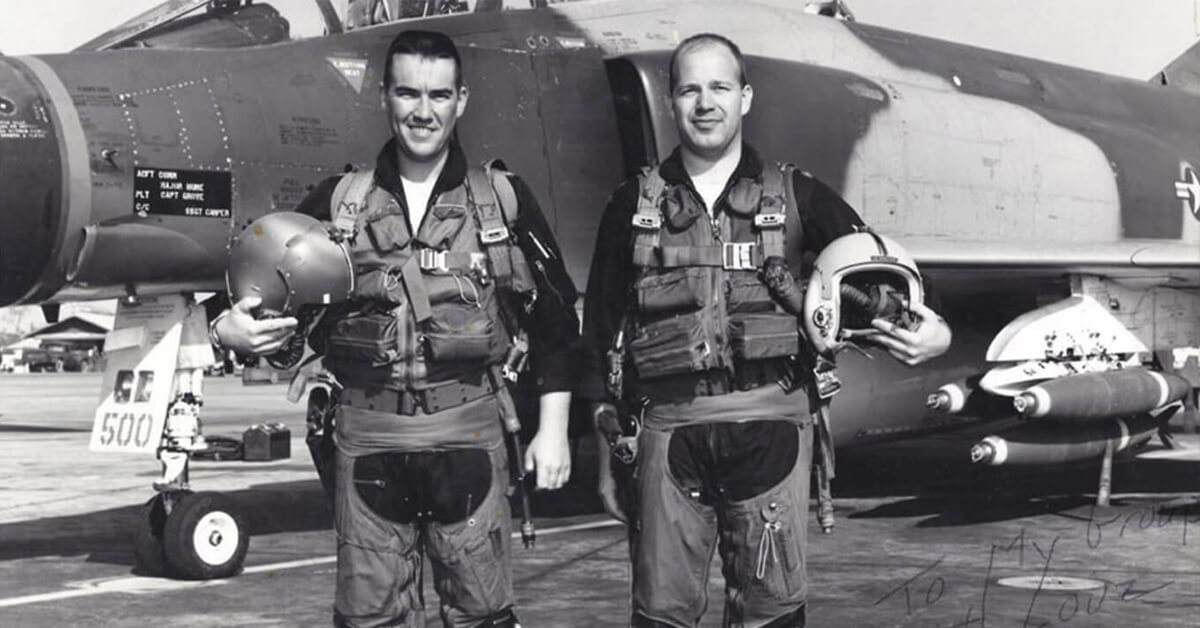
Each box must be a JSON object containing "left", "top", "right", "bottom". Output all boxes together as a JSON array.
[
  {"left": 726, "top": 272, "right": 775, "bottom": 314},
  {"left": 423, "top": 304, "right": 495, "bottom": 362},
  {"left": 325, "top": 312, "right": 402, "bottom": 366},
  {"left": 629, "top": 310, "right": 711, "bottom": 378},
  {"left": 363, "top": 212, "right": 411, "bottom": 254},
  {"left": 635, "top": 268, "right": 707, "bottom": 316},
  {"left": 729, "top": 313, "right": 801, "bottom": 360}
]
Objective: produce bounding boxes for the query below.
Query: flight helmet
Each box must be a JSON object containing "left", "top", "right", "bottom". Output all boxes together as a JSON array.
[
  {"left": 226, "top": 212, "right": 354, "bottom": 317},
  {"left": 803, "top": 228, "right": 923, "bottom": 356}
]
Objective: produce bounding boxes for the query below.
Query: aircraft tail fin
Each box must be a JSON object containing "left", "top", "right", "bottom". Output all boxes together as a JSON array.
[{"left": 1156, "top": 39, "right": 1200, "bottom": 96}]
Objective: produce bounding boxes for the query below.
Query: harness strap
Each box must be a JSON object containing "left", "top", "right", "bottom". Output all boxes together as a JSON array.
[
  {"left": 814, "top": 397, "right": 836, "bottom": 533},
  {"left": 399, "top": 254, "right": 432, "bottom": 322},
  {"left": 465, "top": 164, "right": 514, "bottom": 289},
  {"left": 757, "top": 165, "right": 788, "bottom": 260},
  {"left": 651, "top": 243, "right": 764, "bottom": 269},
  {"left": 631, "top": 167, "right": 667, "bottom": 268},
  {"left": 415, "top": 248, "right": 488, "bottom": 274}
]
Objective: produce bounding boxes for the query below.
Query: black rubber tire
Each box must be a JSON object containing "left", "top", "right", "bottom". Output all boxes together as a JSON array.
[
  {"left": 132, "top": 492, "right": 178, "bottom": 577},
  {"left": 162, "top": 492, "right": 249, "bottom": 580}
]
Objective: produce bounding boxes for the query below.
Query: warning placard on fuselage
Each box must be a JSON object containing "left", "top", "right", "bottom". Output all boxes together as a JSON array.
[{"left": 133, "top": 167, "right": 231, "bottom": 219}]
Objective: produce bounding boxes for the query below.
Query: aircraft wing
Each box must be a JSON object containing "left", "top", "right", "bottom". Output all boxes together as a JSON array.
[{"left": 904, "top": 238, "right": 1200, "bottom": 287}]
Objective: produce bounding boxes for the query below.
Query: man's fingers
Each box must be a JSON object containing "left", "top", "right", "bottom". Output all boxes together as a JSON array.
[
  {"left": 524, "top": 448, "right": 536, "bottom": 474},
  {"left": 908, "top": 300, "right": 935, "bottom": 318},
  {"left": 232, "top": 296, "right": 262, "bottom": 314},
  {"left": 256, "top": 317, "right": 299, "bottom": 333}
]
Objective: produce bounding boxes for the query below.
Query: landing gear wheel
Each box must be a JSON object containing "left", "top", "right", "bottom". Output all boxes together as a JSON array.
[
  {"left": 163, "top": 491, "right": 249, "bottom": 580},
  {"left": 132, "top": 492, "right": 176, "bottom": 577}
]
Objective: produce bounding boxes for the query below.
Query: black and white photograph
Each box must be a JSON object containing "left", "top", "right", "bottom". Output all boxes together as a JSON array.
[{"left": 0, "top": 1, "right": 1197, "bottom": 626}]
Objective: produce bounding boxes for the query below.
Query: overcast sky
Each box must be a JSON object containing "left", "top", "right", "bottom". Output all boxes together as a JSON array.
[{"left": 0, "top": 0, "right": 1195, "bottom": 78}]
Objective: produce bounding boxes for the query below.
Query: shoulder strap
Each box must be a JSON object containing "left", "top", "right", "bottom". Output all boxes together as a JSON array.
[
  {"left": 631, "top": 166, "right": 666, "bottom": 268},
  {"left": 464, "top": 161, "right": 524, "bottom": 291},
  {"left": 330, "top": 169, "right": 375, "bottom": 236},
  {"left": 756, "top": 164, "right": 788, "bottom": 261},
  {"left": 484, "top": 159, "right": 519, "bottom": 227}
]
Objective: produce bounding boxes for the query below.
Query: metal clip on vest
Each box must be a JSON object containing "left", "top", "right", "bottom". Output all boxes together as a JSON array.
[
  {"left": 606, "top": 329, "right": 626, "bottom": 401},
  {"left": 500, "top": 333, "right": 528, "bottom": 384}
]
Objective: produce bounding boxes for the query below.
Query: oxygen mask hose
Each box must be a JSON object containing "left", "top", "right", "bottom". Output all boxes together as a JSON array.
[
  {"left": 266, "top": 307, "right": 314, "bottom": 370},
  {"left": 761, "top": 256, "right": 804, "bottom": 316},
  {"left": 840, "top": 283, "right": 913, "bottom": 330}
]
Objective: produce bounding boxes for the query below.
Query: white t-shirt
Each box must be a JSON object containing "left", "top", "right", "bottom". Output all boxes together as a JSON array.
[
  {"left": 685, "top": 147, "right": 742, "bottom": 214},
  {"left": 399, "top": 151, "right": 449, "bottom": 232}
]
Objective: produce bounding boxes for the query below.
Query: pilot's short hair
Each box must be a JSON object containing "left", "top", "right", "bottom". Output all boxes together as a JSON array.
[
  {"left": 669, "top": 33, "right": 747, "bottom": 92},
  {"left": 383, "top": 30, "right": 463, "bottom": 88}
]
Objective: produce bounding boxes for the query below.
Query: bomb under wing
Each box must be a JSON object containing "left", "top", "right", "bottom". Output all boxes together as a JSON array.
[
  {"left": 1012, "top": 369, "right": 1191, "bottom": 420},
  {"left": 970, "top": 413, "right": 1167, "bottom": 466}
]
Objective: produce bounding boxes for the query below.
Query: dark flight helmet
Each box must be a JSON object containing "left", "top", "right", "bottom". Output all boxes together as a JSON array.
[{"left": 226, "top": 212, "right": 354, "bottom": 317}]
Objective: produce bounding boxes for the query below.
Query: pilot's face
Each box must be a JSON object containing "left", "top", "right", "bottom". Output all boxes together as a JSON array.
[
  {"left": 671, "top": 44, "right": 753, "bottom": 161},
  {"left": 382, "top": 54, "right": 468, "bottom": 165}
]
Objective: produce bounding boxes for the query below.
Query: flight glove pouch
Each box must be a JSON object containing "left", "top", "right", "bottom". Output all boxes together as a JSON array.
[
  {"left": 628, "top": 310, "right": 712, "bottom": 378},
  {"left": 635, "top": 268, "right": 706, "bottom": 316},
  {"left": 325, "top": 312, "right": 402, "bottom": 366},
  {"left": 729, "top": 313, "right": 801, "bottom": 361}
]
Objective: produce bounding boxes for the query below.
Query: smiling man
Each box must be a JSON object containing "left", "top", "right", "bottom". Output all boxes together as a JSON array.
[
  {"left": 581, "top": 33, "right": 950, "bottom": 627},
  {"left": 211, "top": 30, "right": 580, "bottom": 628}
]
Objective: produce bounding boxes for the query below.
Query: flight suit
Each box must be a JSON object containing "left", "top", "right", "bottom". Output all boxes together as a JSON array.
[
  {"left": 299, "top": 141, "right": 579, "bottom": 628},
  {"left": 581, "top": 145, "right": 863, "bottom": 628}
]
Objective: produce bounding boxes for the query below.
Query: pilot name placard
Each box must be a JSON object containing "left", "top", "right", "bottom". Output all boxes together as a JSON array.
[{"left": 133, "top": 166, "right": 232, "bottom": 218}]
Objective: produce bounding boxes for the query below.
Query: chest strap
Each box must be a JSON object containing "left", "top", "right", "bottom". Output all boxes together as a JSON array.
[{"left": 631, "top": 166, "right": 789, "bottom": 269}]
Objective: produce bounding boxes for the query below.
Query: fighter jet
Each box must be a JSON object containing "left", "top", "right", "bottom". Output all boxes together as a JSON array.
[{"left": 2, "top": 0, "right": 1198, "bottom": 578}]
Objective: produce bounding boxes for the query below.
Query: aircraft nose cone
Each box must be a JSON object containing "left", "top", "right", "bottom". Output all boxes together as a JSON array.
[{"left": 0, "top": 57, "right": 61, "bottom": 306}]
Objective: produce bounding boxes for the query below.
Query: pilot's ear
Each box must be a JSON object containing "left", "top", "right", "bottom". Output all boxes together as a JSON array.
[
  {"left": 456, "top": 85, "right": 469, "bottom": 118},
  {"left": 741, "top": 83, "right": 753, "bottom": 116}
]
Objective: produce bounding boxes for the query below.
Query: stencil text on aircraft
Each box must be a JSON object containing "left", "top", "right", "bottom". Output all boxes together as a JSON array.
[{"left": 133, "top": 167, "right": 232, "bottom": 218}]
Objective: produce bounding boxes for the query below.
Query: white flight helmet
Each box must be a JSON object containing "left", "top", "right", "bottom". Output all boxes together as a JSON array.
[{"left": 803, "top": 229, "right": 923, "bottom": 356}]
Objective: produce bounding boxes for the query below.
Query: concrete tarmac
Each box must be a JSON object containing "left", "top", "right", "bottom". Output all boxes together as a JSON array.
[{"left": 0, "top": 373, "right": 1197, "bottom": 627}]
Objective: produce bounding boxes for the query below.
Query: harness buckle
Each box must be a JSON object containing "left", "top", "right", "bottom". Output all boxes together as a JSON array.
[
  {"left": 417, "top": 249, "right": 449, "bottom": 272},
  {"left": 723, "top": 242, "right": 758, "bottom": 270},
  {"left": 479, "top": 226, "right": 509, "bottom": 244},
  {"left": 754, "top": 213, "right": 785, "bottom": 228},
  {"left": 631, "top": 214, "right": 662, "bottom": 230}
]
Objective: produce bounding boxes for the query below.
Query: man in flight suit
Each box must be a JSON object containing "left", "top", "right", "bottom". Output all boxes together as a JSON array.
[
  {"left": 212, "top": 30, "right": 579, "bottom": 628},
  {"left": 580, "top": 33, "right": 952, "bottom": 627}
]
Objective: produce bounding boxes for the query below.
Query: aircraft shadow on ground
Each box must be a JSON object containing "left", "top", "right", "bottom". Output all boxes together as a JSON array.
[
  {"left": 0, "top": 452, "right": 608, "bottom": 569},
  {"left": 1, "top": 431, "right": 1189, "bottom": 567},
  {"left": 837, "top": 447, "right": 1200, "bottom": 528}
]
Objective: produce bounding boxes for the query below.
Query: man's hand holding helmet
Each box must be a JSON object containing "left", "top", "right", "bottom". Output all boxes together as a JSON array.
[
  {"left": 214, "top": 212, "right": 354, "bottom": 356},
  {"left": 212, "top": 296, "right": 299, "bottom": 356},
  {"left": 803, "top": 229, "right": 951, "bottom": 365},
  {"left": 869, "top": 300, "right": 951, "bottom": 366}
]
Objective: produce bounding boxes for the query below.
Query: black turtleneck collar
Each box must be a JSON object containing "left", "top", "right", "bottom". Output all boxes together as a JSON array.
[
  {"left": 371, "top": 138, "right": 468, "bottom": 211},
  {"left": 658, "top": 143, "right": 764, "bottom": 188}
]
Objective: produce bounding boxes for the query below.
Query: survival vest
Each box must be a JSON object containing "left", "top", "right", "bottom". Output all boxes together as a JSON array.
[
  {"left": 320, "top": 163, "right": 536, "bottom": 395},
  {"left": 625, "top": 163, "right": 805, "bottom": 390}
]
